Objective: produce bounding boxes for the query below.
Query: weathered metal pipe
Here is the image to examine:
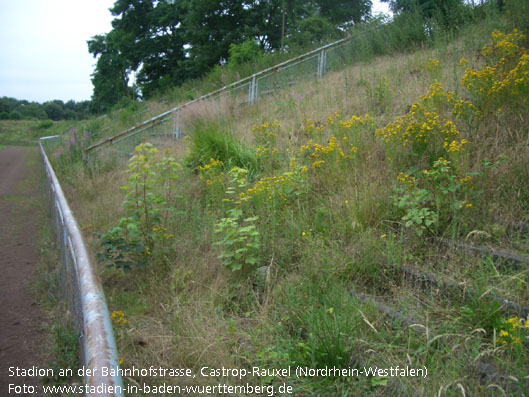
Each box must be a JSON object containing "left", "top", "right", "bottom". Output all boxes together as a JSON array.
[{"left": 40, "top": 139, "right": 124, "bottom": 397}]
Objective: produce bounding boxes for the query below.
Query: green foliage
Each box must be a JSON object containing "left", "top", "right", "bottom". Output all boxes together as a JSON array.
[
  {"left": 276, "top": 280, "right": 360, "bottom": 370},
  {"left": 0, "top": 97, "right": 88, "bottom": 120},
  {"left": 187, "top": 121, "right": 259, "bottom": 177},
  {"left": 97, "top": 223, "right": 146, "bottom": 273},
  {"left": 97, "top": 142, "right": 181, "bottom": 272},
  {"left": 393, "top": 184, "right": 437, "bottom": 236},
  {"left": 382, "top": 0, "right": 471, "bottom": 31},
  {"left": 214, "top": 208, "right": 260, "bottom": 273},
  {"left": 9, "top": 110, "right": 23, "bottom": 120},
  {"left": 38, "top": 120, "right": 54, "bottom": 129},
  {"left": 88, "top": 0, "right": 375, "bottom": 105},
  {"left": 228, "top": 40, "right": 262, "bottom": 67},
  {"left": 505, "top": 0, "right": 529, "bottom": 36},
  {"left": 44, "top": 102, "right": 64, "bottom": 121},
  {"left": 49, "top": 324, "right": 80, "bottom": 383},
  {"left": 53, "top": 128, "right": 87, "bottom": 173},
  {"left": 393, "top": 158, "right": 480, "bottom": 237},
  {"left": 88, "top": 32, "right": 131, "bottom": 113},
  {"left": 286, "top": 15, "right": 339, "bottom": 48}
]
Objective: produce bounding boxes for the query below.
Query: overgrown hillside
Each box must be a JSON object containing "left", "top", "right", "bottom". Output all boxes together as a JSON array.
[{"left": 51, "top": 5, "right": 528, "bottom": 396}]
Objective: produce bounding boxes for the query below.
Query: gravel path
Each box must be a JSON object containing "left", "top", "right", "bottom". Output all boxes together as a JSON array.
[{"left": 0, "top": 146, "right": 48, "bottom": 395}]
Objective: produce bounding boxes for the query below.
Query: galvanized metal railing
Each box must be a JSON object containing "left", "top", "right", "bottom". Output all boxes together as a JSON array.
[{"left": 40, "top": 137, "right": 124, "bottom": 397}]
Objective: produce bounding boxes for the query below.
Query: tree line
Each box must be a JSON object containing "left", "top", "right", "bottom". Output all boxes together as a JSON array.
[
  {"left": 0, "top": 97, "right": 91, "bottom": 121},
  {"left": 88, "top": 0, "right": 374, "bottom": 112},
  {"left": 89, "top": 0, "right": 500, "bottom": 113}
]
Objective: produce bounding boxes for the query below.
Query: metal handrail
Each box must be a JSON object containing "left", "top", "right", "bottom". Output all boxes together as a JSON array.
[{"left": 40, "top": 138, "right": 124, "bottom": 397}]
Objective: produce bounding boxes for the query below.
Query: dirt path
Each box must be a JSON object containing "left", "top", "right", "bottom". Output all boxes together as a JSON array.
[{"left": 0, "top": 146, "right": 49, "bottom": 395}]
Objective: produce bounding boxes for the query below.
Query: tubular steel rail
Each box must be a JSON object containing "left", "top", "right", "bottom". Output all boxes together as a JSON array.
[
  {"left": 40, "top": 137, "right": 124, "bottom": 397},
  {"left": 83, "top": 35, "right": 353, "bottom": 160}
]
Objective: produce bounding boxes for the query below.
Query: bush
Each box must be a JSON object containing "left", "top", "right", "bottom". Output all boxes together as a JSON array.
[
  {"left": 9, "top": 110, "right": 22, "bottom": 120},
  {"left": 38, "top": 120, "right": 54, "bottom": 129},
  {"left": 228, "top": 40, "right": 262, "bottom": 67}
]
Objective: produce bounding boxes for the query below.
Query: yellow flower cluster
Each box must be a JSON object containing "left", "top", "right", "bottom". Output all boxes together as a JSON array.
[
  {"left": 497, "top": 316, "right": 529, "bottom": 345},
  {"left": 326, "top": 110, "right": 342, "bottom": 125},
  {"left": 252, "top": 121, "right": 281, "bottom": 164},
  {"left": 420, "top": 82, "right": 478, "bottom": 121},
  {"left": 425, "top": 58, "right": 440, "bottom": 73},
  {"left": 396, "top": 172, "right": 416, "bottom": 188},
  {"left": 252, "top": 120, "right": 280, "bottom": 141},
  {"left": 198, "top": 158, "right": 224, "bottom": 189},
  {"left": 303, "top": 118, "right": 325, "bottom": 135},
  {"left": 256, "top": 145, "right": 279, "bottom": 158},
  {"left": 444, "top": 138, "right": 469, "bottom": 153},
  {"left": 152, "top": 225, "right": 174, "bottom": 239},
  {"left": 376, "top": 101, "right": 466, "bottom": 154},
  {"left": 459, "top": 175, "right": 472, "bottom": 184},
  {"left": 338, "top": 113, "right": 374, "bottom": 130},
  {"left": 198, "top": 158, "right": 223, "bottom": 172},
  {"left": 303, "top": 110, "right": 341, "bottom": 136},
  {"left": 111, "top": 311, "right": 128, "bottom": 326},
  {"left": 457, "top": 200, "right": 472, "bottom": 209},
  {"left": 289, "top": 157, "right": 309, "bottom": 173},
  {"left": 462, "top": 29, "right": 528, "bottom": 111},
  {"left": 240, "top": 169, "right": 305, "bottom": 204},
  {"left": 299, "top": 136, "right": 357, "bottom": 169}
]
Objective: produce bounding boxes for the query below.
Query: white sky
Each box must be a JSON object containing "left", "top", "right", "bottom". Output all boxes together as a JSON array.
[{"left": 0, "top": 0, "right": 390, "bottom": 103}]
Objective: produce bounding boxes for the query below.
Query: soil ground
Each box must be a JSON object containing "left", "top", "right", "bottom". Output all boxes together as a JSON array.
[{"left": 0, "top": 146, "right": 49, "bottom": 395}]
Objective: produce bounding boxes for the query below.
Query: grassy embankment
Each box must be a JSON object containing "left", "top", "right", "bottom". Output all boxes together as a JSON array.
[{"left": 53, "top": 7, "right": 529, "bottom": 397}]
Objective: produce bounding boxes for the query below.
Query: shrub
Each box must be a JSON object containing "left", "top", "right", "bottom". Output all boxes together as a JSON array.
[
  {"left": 38, "top": 120, "right": 54, "bottom": 129},
  {"left": 228, "top": 39, "right": 262, "bottom": 67}
]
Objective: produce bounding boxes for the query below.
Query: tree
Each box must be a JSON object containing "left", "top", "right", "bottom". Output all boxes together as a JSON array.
[
  {"left": 43, "top": 102, "right": 64, "bottom": 121},
  {"left": 286, "top": 14, "right": 339, "bottom": 48},
  {"left": 88, "top": 0, "right": 373, "bottom": 105},
  {"left": 88, "top": 32, "right": 130, "bottom": 112},
  {"left": 316, "top": 0, "right": 372, "bottom": 26},
  {"left": 381, "top": 0, "right": 468, "bottom": 29},
  {"left": 227, "top": 39, "right": 262, "bottom": 67},
  {"left": 182, "top": 0, "right": 251, "bottom": 77}
]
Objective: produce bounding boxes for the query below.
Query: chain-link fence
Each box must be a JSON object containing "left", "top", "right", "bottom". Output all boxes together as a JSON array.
[
  {"left": 40, "top": 137, "right": 124, "bottom": 397},
  {"left": 84, "top": 112, "right": 180, "bottom": 166},
  {"left": 84, "top": 35, "right": 359, "bottom": 163}
]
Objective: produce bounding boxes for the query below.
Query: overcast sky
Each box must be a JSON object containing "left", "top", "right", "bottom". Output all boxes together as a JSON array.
[{"left": 0, "top": 0, "right": 390, "bottom": 104}]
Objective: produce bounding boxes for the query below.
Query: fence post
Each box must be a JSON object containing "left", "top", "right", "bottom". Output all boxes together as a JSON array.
[
  {"left": 249, "top": 75, "right": 257, "bottom": 104},
  {"left": 318, "top": 48, "right": 326, "bottom": 78},
  {"left": 173, "top": 111, "right": 180, "bottom": 139}
]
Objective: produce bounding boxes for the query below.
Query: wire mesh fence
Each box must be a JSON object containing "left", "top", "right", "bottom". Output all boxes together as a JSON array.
[
  {"left": 256, "top": 53, "right": 320, "bottom": 98},
  {"left": 84, "top": 35, "right": 361, "bottom": 163},
  {"left": 40, "top": 137, "right": 124, "bottom": 396},
  {"left": 85, "top": 113, "right": 179, "bottom": 166}
]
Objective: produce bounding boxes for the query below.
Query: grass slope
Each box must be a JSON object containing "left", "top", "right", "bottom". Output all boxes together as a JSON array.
[{"left": 55, "top": 12, "right": 529, "bottom": 397}]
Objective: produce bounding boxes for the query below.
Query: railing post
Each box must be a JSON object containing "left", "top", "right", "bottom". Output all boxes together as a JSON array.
[
  {"left": 249, "top": 75, "right": 257, "bottom": 104},
  {"left": 173, "top": 111, "right": 180, "bottom": 139},
  {"left": 318, "top": 48, "right": 326, "bottom": 78}
]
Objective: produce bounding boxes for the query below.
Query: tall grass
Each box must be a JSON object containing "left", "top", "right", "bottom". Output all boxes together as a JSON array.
[
  {"left": 51, "top": 8, "right": 529, "bottom": 396},
  {"left": 186, "top": 120, "right": 259, "bottom": 176}
]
